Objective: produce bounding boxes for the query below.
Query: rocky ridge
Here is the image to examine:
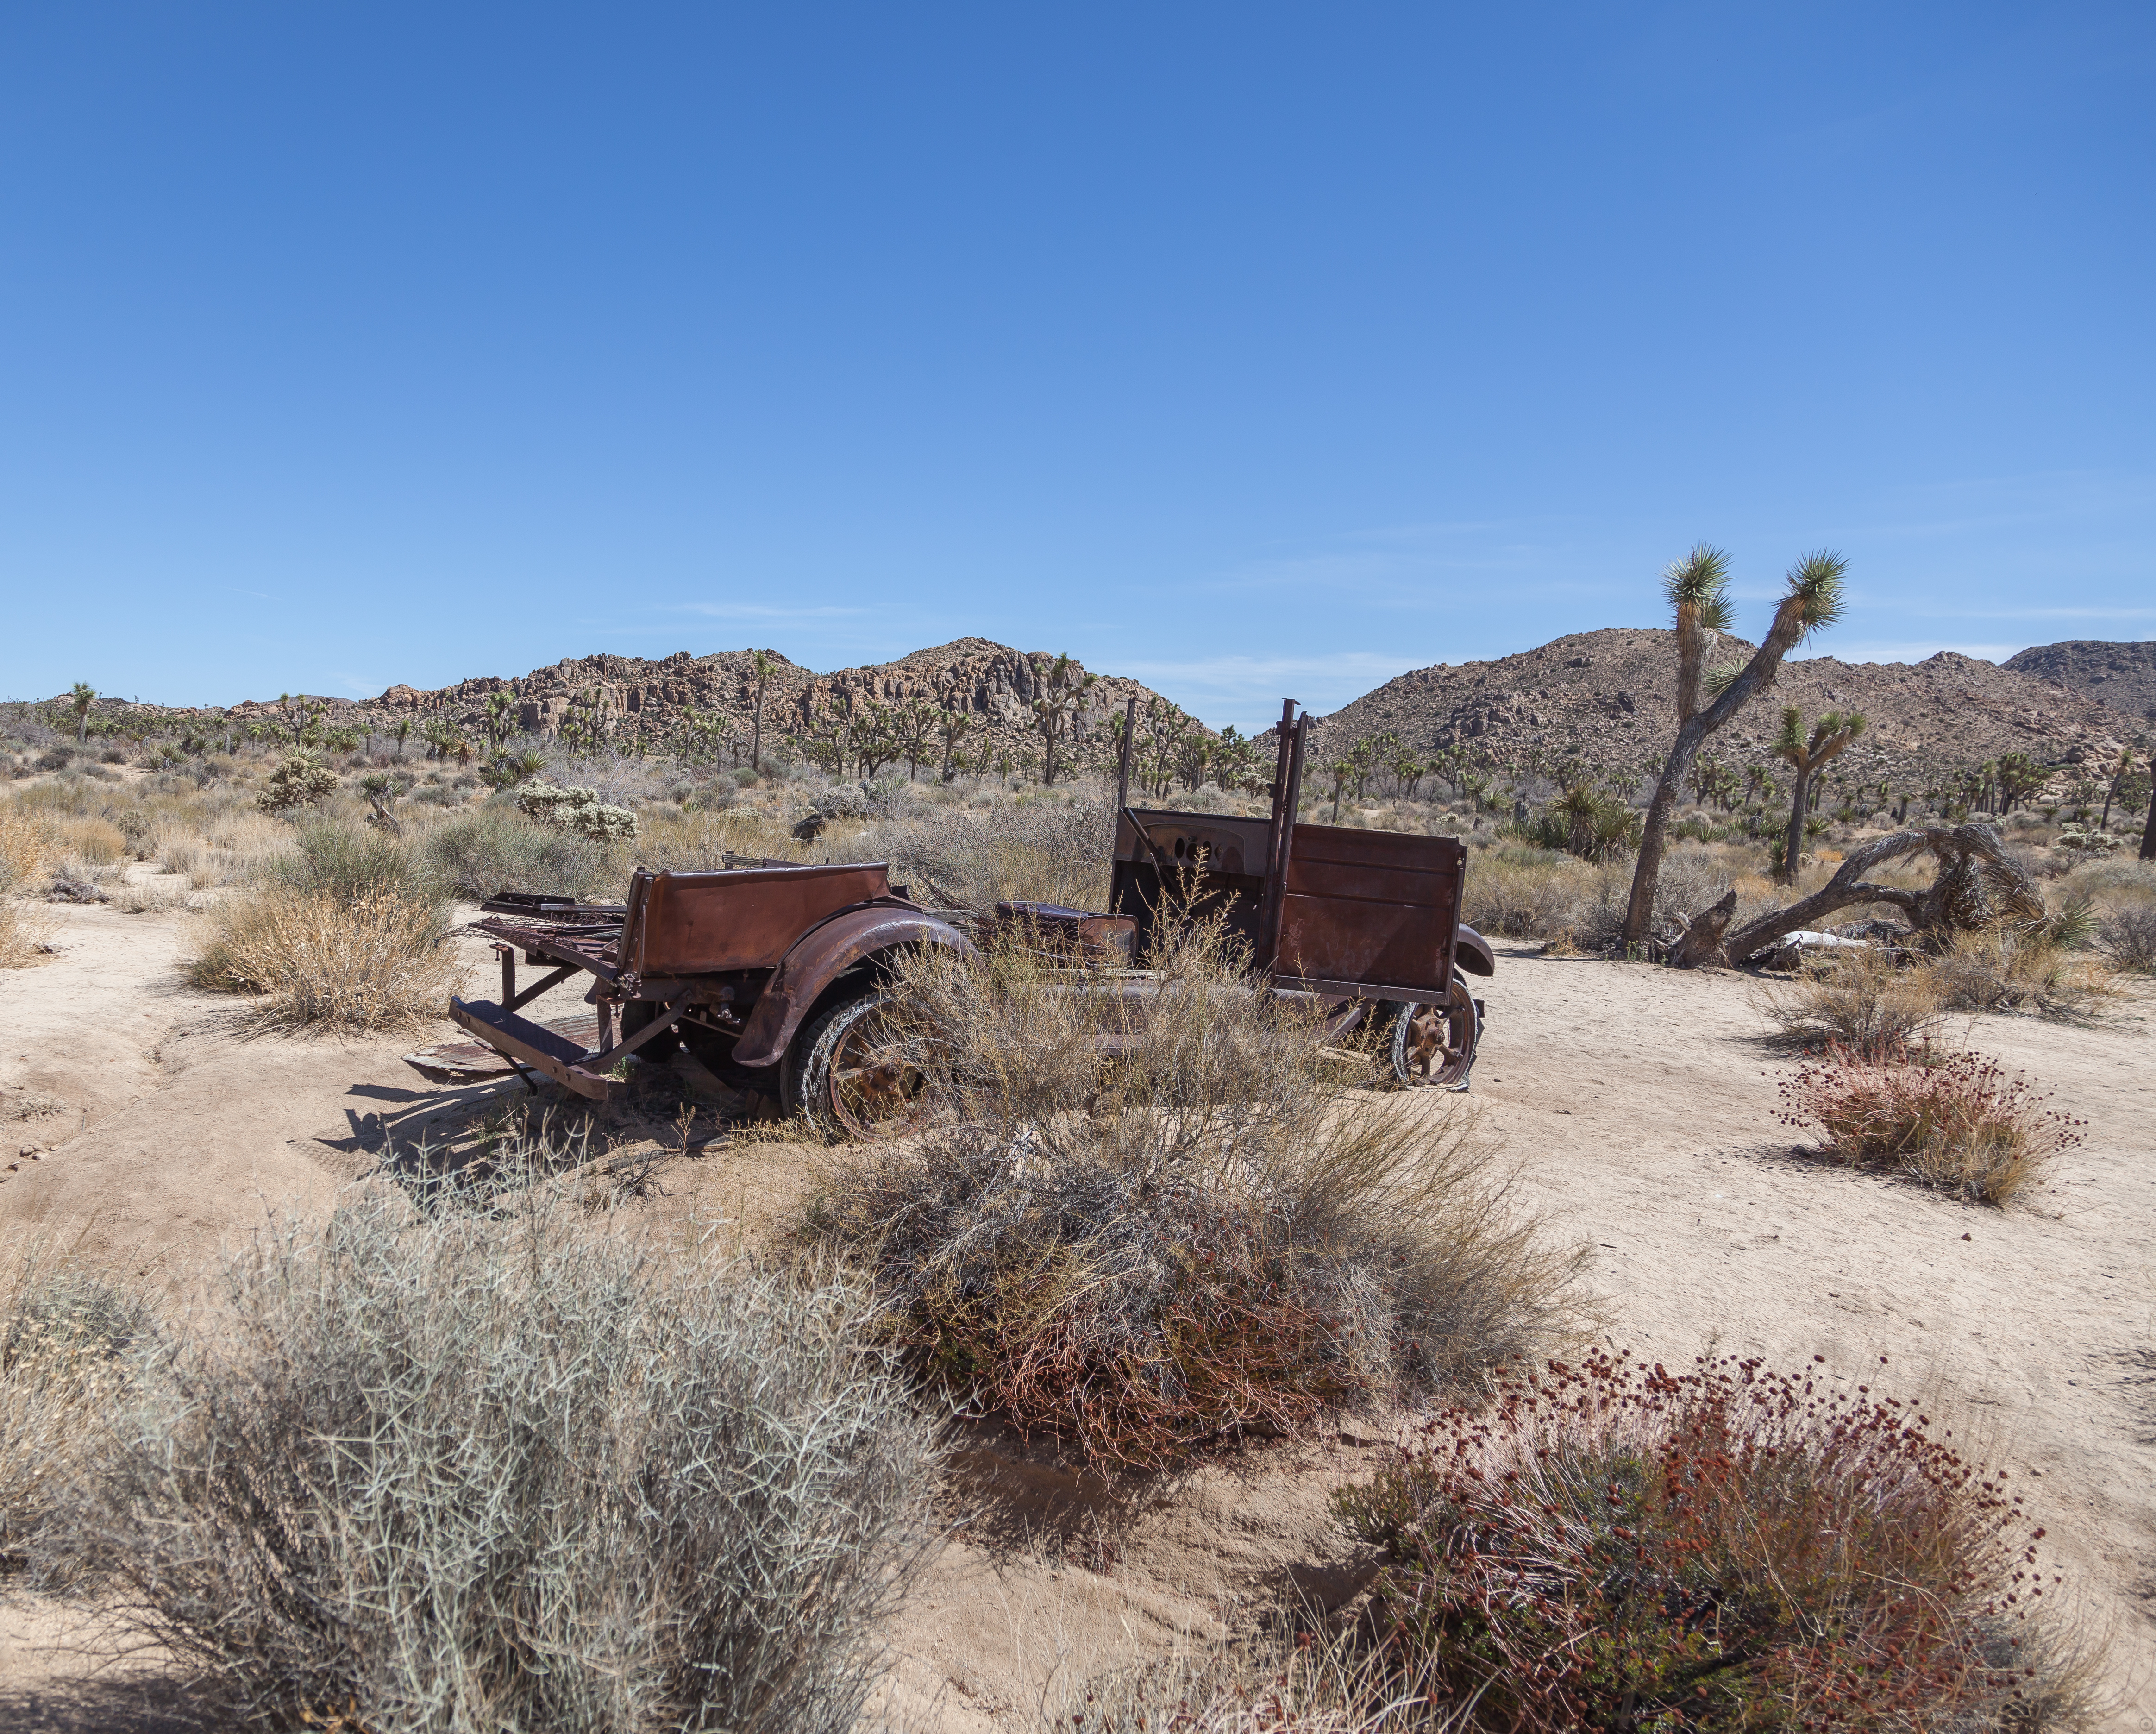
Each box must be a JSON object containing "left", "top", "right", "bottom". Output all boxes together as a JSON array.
[
  {"left": 224, "top": 639, "right": 1174, "bottom": 769},
  {"left": 2002, "top": 639, "right": 2156, "bottom": 725},
  {"left": 1314, "top": 628, "right": 2140, "bottom": 791}
]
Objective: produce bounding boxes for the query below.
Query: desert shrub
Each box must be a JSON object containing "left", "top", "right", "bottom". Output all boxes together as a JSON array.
[
  {"left": 185, "top": 888, "right": 461, "bottom": 1028},
  {"left": 0, "top": 802, "right": 52, "bottom": 894},
  {"left": 1, "top": 1251, "right": 150, "bottom": 1577},
  {"left": 856, "top": 795, "right": 1115, "bottom": 910},
  {"left": 270, "top": 817, "right": 440, "bottom": 909},
  {"left": 806, "top": 913, "right": 1570, "bottom": 1471},
  {"left": 1757, "top": 946, "right": 1947, "bottom": 1059},
  {"left": 1460, "top": 843, "right": 1598, "bottom": 939},
  {"left": 1334, "top": 1351, "right": 2087, "bottom": 1732},
  {"left": 424, "top": 807, "right": 611, "bottom": 900},
  {"left": 257, "top": 751, "right": 341, "bottom": 813},
  {"left": 2099, "top": 905, "right": 2156, "bottom": 972},
  {"left": 68, "top": 1194, "right": 938, "bottom": 1734},
  {"left": 1776, "top": 1044, "right": 2081, "bottom": 1205},
  {"left": 1925, "top": 927, "right": 2113, "bottom": 1021},
  {"left": 1064, "top": 1619, "right": 1458, "bottom": 1734},
  {"left": 515, "top": 780, "right": 640, "bottom": 841}
]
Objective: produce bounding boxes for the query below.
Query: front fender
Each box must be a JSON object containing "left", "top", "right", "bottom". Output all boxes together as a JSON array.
[
  {"left": 731, "top": 905, "right": 973, "bottom": 1068},
  {"left": 1454, "top": 924, "right": 1496, "bottom": 977}
]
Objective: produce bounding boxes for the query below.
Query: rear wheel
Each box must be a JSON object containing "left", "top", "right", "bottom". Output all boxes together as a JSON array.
[
  {"left": 619, "top": 999, "right": 680, "bottom": 1062},
  {"left": 1380, "top": 969, "right": 1481, "bottom": 1091},
  {"left": 781, "top": 989, "right": 933, "bottom": 1140}
]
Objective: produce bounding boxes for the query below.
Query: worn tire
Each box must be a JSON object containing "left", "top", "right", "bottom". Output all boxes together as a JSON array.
[
  {"left": 1378, "top": 968, "right": 1482, "bottom": 1091},
  {"left": 781, "top": 988, "right": 931, "bottom": 1141}
]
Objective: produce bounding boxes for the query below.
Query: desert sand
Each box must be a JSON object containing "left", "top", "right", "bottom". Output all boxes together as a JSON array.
[{"left": 3, "top": 879, "right": 2150, "bottom": 1729}]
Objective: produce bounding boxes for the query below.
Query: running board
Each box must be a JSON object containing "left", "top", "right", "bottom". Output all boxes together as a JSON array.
[{"left": 449, "top": 998, "right": 614, "bottom": 1099}]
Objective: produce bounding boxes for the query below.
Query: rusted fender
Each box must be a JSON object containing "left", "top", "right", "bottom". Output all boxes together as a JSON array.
[
  {"left": 1454, "top": 924, "right": 1496, "bottom": 977},
  {"left": 731, "top": 904, "right": 974, "bottom": 1068}
]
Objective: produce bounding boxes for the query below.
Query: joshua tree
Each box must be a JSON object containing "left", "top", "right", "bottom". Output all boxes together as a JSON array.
[
  {"left": 484, "top": 691, "right": 518, "bottom": 749},
  {"left": 1028, "top": 653, "right": 1096, "bottom": 787},
  {"left": 1328, "top": 758, "right": 1354, "bottom": 822},
  {"left": 749, "top": 650, "right": 774, "bottom": 776},
  {"left": 891, "top": 697, "right": 938, "bottom": 781},
  {"left": 392, "top": 716, "right": 413, "bottom": 759},
  {"left": 1769, "top": 707, "right": 1866, "bottom": 883},
  {"left": 936, "top": 705, "right": 976, "bottom": 782},
  {"left": 69, "top": 682, "right": 95, "bottom": 741},
  {"left": 2099, "top": 746, "right": 2135, "bottom": 834},
  {"left": 1622, "top": 547, "right": 1847, "bottom": 944}
]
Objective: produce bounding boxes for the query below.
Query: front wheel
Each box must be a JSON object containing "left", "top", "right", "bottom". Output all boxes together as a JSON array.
[
  {"left": 781, "top": 989, "right": 934, "bottom": 1140},
  {"left": 1380, "top": 969, "right": 1481, "bottom": 1091}
]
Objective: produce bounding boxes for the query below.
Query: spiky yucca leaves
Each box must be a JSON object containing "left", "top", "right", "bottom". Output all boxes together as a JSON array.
[{"left": 1663, "top": 543, "right": 1734, "bottom": 724}]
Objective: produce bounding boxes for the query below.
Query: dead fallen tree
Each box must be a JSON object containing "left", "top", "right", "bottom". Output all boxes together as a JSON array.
[{"left": 1673, "top": 823, "right": 2044, "bottom": 969}]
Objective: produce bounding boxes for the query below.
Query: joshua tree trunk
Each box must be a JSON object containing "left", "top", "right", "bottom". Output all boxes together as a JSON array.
[
  {"left": 751, "top": 653, "right": 771, "bottom": 776},
  {"left": 1782, "top": 768, "right": 1815, "bottom": 883},
  {"left": 2141, "top": 789, "right": 2156, "bottom": 862}
]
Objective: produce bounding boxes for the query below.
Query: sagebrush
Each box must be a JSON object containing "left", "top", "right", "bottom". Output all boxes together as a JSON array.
[{"left": 70, "top": 1194, "right": 940, "bottom": 1734}]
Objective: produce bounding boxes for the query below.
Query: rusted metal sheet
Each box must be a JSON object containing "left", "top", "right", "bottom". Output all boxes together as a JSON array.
[
  {"left": 1276, "top": 823, "right": 1466, "bottom": 999},
  {"left": 731, "top": 904, "right": 975, "bottom": 1068},
  {"left": 620, "top": 863, "right": 898, "bottom": 976},
  {"left": 403, "top": 1013, "right": 601, "bottom": 1082}
]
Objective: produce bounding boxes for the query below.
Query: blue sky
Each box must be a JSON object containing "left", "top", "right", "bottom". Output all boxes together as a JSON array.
[{"left": 2, "top": 3, "right": 2150, "bottom": 730}]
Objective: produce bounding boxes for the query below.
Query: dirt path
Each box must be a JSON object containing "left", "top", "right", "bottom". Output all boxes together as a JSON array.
[{"left": 2, "top": 904, "right": 2150, "bottom": 1727}]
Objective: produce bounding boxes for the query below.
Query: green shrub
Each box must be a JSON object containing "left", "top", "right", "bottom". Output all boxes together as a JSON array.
[
  {"left": 424, "top": 807, "right": 611, "bottom": 900},
  {"left": 69, "top": 1194, "right": 939, "bottom": 1734},
  {"left": 271, "top": 818, "right": 440, "bottom": 910}
]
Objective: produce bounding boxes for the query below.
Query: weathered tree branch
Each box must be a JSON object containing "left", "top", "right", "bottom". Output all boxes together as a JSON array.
[{"left": 1702, "top": 823, "right": 2041, "bottom": 966}]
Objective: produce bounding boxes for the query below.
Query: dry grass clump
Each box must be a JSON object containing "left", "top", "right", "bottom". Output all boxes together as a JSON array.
[
  {"left": 1757, "top": 946, "right": 1949, "bottom": 1059},
  {"left": 186, "top": 887, "right": 460, "bottom": 1028},
  {"left": 0, "top": 1245, "right": 150, "bottom": 1578},
  {"left": 856, "top": 795, "right": 1116, "bottom": 910},
  {"left": 1063, "top": 1622, "right": 1464, "bottom": 1734},
  {"left": 1928, "top": 926, "right": 2115, "bottom": 1021},
  {"left": 1776, "top": 1045, "right": 2082, "bottom": 1205},
  {"left": 2098, "top": 905, "right": 2156, "bottom": 972},
  {"left": 1335, "top": 1351, "right": 2092, "bottom": 1732},
  {"left": 805, "top": 914, "right": 1571, "bottom": 1471},
  {"left": 66, "top": 1194, "right": 939, "bottom": 1734}
]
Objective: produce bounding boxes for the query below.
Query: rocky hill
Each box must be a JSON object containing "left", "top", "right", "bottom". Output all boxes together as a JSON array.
[
  {"left": 219, "top": 639, "right": 1180, "bottom": 772},
  {"left": 2003, "top": 640, "right": 2156, "bottom": 725},
  {"left": 1314, "top": 628, "right": 2137, "bottom": 791}
]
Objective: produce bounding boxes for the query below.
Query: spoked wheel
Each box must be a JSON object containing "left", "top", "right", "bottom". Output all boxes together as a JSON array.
[
  {"left": 783, "top": 989, "right": 934, "bottom": 1140},
  {"left": 1381, "top": 969, "right": 1481, "bottom": 1091}
]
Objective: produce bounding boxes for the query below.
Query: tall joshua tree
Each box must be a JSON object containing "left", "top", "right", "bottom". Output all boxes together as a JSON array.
[
  {"left": 749, "top": 650, "right": 774, "bottom": 776},
  {"left": 1770, "top": 707, "right": 1866, "bottom": 883},
  {"left": 1029, "top": 653, "right": 1095, "bottom": 787},
  {"left": 1622, "top": 547, "right": 1847, "bottom": 945},
  {"left": 69, "top": 681, "right": 96, "bottom": 742}
]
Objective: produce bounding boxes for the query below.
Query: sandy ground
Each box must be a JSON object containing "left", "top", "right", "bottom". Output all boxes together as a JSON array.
[{"left": 2, "top": 891, "right": 2150, "bottom": 1728}]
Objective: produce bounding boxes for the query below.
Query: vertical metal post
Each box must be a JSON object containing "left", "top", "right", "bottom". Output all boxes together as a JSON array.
[
  {"left": 1116, "top": 693, "right": 1137, "bottom": 813},
  {"left": 1257, "top": 699, "right": 1299, "bottom": 969},
  {"left": 1266, "top": 714, "right": 1310, "bottom": 976},
  {"left": 497, "top": 943, "right": 515, "bottom": 1007}
]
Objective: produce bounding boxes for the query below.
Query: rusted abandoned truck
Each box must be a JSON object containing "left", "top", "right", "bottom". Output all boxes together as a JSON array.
[{"left": 441, "top": 701, "right": 1493, "bottom": 1136}]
